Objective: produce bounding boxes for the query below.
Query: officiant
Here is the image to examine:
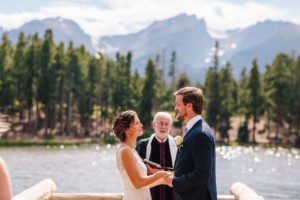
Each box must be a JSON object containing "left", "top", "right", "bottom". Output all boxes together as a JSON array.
[{"left": 137, "top": 112, "right": 177, "bottom": 200}]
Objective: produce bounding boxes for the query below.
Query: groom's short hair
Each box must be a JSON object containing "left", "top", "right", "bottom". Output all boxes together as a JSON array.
[{"left": 174, "top": 87, "right": 204, "bottom": 115}]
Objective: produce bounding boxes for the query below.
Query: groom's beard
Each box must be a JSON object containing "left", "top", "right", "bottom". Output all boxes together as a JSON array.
[{"left": 175, "top": 111, "right": 187, "bottom": 121}]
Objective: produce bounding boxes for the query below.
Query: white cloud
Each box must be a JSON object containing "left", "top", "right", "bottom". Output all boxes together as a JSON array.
[
  {"left": 205, "top": 58, "right": 211, "bottom": 63},
  {"left": 0, "top": 0, "right": 294, "bottom": 42},
  {"left": 291, "top": 17, "right": 300, "bottom": 25},
  {"left": 0, "top": 12, "right": 47, "bottom": 31},
  {"left": 218, "top": 50, "right": 224, "bottom": 57},
  {"left": 230, "top": 43, "right": 237, "bottom": 49}
]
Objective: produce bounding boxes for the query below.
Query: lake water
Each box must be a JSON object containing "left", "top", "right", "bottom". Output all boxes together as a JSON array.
[{"left": 1, "top": 145, "right": 299, "bottom": 199}]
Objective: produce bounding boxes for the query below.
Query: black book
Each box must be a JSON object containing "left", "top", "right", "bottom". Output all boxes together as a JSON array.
[{"left": 143, "top": 159, "right": 174, "bottom": 171}]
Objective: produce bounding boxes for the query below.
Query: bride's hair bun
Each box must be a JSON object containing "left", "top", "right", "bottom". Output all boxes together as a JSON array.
[{"left": 113, "top": 110, "right": 136, "bottom": 142}]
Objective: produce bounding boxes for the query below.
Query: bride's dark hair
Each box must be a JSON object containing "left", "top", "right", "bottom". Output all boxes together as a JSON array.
[{"left": 113, "top": 110, "right": 137, "bottom": 142}]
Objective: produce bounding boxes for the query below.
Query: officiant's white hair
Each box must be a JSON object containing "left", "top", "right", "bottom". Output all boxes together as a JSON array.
[{"left": 153, "top": 112, "right": 172, "bottom": 124}]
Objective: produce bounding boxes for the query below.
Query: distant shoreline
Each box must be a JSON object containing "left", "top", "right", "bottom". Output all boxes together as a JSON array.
[
  {"left": 0, "top": 139, "right": 296, "bottom": 148},
  {"left": 0, "top": 140, "right": 86, "bottom": 147}
]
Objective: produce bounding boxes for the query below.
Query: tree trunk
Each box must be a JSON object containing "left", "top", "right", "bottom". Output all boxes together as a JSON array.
[
  {"left": 58, "top": 99, "right": 63, "bottom": 136},
  {"left": 35, "top": 100, "right": 42, "bottom": 132},
  {"left": 58, "top": 77, "right": 64, "bottom": 136},
  {"left": 54, "top": 103, "right": 57, "bottom": 130},
  {"left": 297, "top": 115, "right": 300, "bottom": 137},
  {"left": 100, "top": 105, "right": 103, "bottom": 135},
  {"left": 252, "top": 115, "right": 256, "bottom": 144},
  {"left": 267, "top": 110, "right": 271, "bottom": 142},
  {"left": 275, "top": 114, "right": 280, "bottom": 140},
  {"left": 49, "top": 103, "right": 56, "bottom": 134},
  {"left": 295, "top": 115, "right": 300, "bottom": 147},
  {"left": 27, "top": 107, "right": 32, "bottom": 133},
  {"left": 19, "top": 107, "right": 24, "bottom": 121},
  {"left": 45, "top": 104, "right": 50, "bottom": 135},
  {"left": 65, "top": 92, "right": 72, "bottom": 136}
]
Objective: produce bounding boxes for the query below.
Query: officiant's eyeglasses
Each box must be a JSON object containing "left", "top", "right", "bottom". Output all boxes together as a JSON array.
[{"left": 157, "top": 122, "right": 170, "bottom": 127}]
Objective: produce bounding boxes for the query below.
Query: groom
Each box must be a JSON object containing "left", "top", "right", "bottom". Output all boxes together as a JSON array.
[{"left": 166, "top": 87, "right": 217, "bottom": 200}]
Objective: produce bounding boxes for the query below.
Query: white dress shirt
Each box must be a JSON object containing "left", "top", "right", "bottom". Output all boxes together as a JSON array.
[{"left": 183, "top": 115, "right": 202, "bottom": 138}]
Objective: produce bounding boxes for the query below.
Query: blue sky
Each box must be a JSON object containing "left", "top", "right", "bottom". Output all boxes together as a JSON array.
[{"left": 0, "top": 0, "right": 299, "bottom": 40}]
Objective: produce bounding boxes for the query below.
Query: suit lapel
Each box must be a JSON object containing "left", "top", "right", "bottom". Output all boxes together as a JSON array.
[
  {"left": 175, "top": 119, "right": 202, "bottom": 167},
  {"left": 183, "top": 119, "right": 202, "bottom": 141}
]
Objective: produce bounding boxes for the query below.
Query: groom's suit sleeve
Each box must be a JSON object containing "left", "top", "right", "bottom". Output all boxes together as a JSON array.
[{"left": 172, "top": 131, "right": 213, "bottom": 192}]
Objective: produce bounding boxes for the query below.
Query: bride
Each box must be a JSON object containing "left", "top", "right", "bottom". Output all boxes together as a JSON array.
[{"left": 113, "top": 110, "right": 171, "bottom": 200}]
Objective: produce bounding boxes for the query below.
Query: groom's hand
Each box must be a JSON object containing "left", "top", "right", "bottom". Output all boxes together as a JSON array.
[{"left": 165, "top": 174, "right": 175, "bottom": 187}]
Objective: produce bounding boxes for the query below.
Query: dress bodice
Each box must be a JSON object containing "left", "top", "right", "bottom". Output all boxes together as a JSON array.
[{"left": 116, "top": 146, "right": 152, "bottom": 200}]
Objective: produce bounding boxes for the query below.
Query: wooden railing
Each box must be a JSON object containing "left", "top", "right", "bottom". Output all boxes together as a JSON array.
[
  {"left": 13, "top": 179, "right": 263, "bottom": 200},
  {"left": 230, "top": 182, "right": 264, "bottom": 200},
  {"left": 51, "top": 193, "right": 123, "bottom": 200},
  {"left": 13, "top": 179, "right": 56, "bottom": 200}
]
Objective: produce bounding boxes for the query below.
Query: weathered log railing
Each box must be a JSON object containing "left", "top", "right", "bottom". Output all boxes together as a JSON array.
[
  {"left": 13, "top": 179, "right": 263, "bottom": 200},
  {"left": 51, "top": 193, "right": 124, "bottom": 200},
  {"left": 13, "top": 179, "right": 57, "bottom": 200},
  {"left": 230, "top": 182, "right": 264, "bottom": 200}
]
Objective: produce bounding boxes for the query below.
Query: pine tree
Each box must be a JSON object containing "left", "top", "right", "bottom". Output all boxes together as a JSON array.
[
  {"left": 52, "top": 42, "right": 65, "bottom": 134},
  {"left": 13, "top": 32, "right": 27, "bottom": 120},
  {"left": 154, "top": 53, "right": 170, "bottom": 111},
  {"left": 169, "top": 51, "right": 177, "bottom": 88},
  {"left": 205, "top": 41, "right": 220, "bottom": 129},
  {"left": 140, "top": 59, "right": 157, "bottom": 129},
  {"left": 131, "top": 69, "right": 142, "bottom": 111},
  {"left": 262, "top": 64, "right": 275, "bottom": 139},
  {"left": 31, "top": 33, "right": 43, "bottom": 131},
  {"left": 247, "top": 59, "right": 264, "bottom": 144},
  {"left": 101, "top": 59, "right": 114, "bottom": 121},
  {"left": 176, "top": 72, "right": 191, "bottom": 89},
  {"left": 24, "top": 37, "right": 37, "bottom": 131},
  {"left": 0, "top": 33, "right": 14, "bottom": 113},
  {"left": 236, "top": 67, "right": 250, "bottom": 142},
  {"left": 265, "top": 54, "right": 290, "bottom": 140},
  {"left": 81, "top": 56, "right": 100, "bottom": 136},
  {"left": 38, "top": 29, "right": 56, "bottom": 133},
  {"left": 218, "top": 62, "right": 235, "bottom": 141},
  {"left": 64, "top": 42, "right": 76, "bottom": 135},
  {"left": 112, "top": 53, "right": 126, "bottom": 112},
  {"left": 291, "top": 57, "right": 300, "bottom": 145},
  {"left": 125, "top": 52, "right": 132, "bottom": 108}
]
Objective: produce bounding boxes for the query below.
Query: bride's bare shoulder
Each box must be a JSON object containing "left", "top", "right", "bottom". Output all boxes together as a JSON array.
[
  {"left": 119, "top": 146, "right": 132, "bottom": 154},
  {"left": 118, "top": 146, "right": 135, "bottom": 161}
]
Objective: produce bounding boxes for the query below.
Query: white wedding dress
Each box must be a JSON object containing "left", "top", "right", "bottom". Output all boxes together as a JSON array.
[{"left": 116, "top": 146, "right": 152, "bottom": 200}]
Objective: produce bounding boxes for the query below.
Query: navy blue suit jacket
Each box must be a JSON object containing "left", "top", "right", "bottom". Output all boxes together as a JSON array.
[{"left": 172, "top": 119, "right": 217, "bottom": 200}]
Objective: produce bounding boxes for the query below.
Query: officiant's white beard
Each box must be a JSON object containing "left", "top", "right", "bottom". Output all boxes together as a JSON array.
[{"left": 155, "top": 130, "right": 170, "bottom": 140}]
